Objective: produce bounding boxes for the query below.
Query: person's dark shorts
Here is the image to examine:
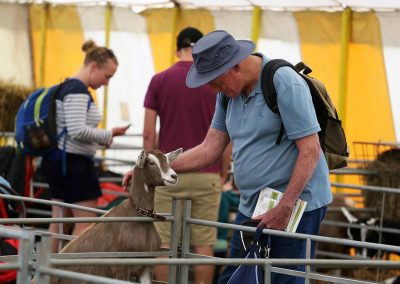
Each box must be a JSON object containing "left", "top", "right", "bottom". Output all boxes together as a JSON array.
[{"left": 41, "top": 153, "right": 102, "bottom": 203}]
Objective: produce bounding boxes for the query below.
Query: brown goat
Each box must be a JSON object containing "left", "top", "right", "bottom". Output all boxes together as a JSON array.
[{"left": 50, "top": 148, "right": 182, "bottom": 284}]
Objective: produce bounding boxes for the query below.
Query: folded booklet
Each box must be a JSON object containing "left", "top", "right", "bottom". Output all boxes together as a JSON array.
[{"left": 252, "top": 187, "right": 307, "bottom": 233}]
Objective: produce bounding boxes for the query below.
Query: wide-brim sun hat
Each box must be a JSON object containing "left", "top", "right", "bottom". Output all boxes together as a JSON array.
[{"left": 186, "top": 30, "right": 255, "bottom": 88}]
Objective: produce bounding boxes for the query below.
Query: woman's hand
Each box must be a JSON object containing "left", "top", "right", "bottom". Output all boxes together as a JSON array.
[{"left": 112, "top": 124, "right": 131, "bottom": 137}]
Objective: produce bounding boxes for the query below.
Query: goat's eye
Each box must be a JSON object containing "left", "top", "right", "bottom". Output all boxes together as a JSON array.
[{"left": 148, "top": 160, "right": 155, "bottom": 166}]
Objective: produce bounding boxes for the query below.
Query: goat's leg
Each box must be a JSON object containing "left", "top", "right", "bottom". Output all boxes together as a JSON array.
[{"left": 139, "top": 267, "right": 152, "bottom": 284}]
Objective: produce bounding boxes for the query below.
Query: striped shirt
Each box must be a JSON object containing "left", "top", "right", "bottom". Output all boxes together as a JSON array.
[{"left": 55, "top": 78, "right": 112, "bottom": 156}]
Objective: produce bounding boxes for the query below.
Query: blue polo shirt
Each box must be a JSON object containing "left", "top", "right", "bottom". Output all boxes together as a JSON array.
[{"left": 211, "top": 54, "right": 332, "bottom": 217}]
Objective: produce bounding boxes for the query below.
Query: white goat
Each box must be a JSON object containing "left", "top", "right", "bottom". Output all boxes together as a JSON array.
[{"left": 50, "top": 148, "right": 182, "bottom": 284}]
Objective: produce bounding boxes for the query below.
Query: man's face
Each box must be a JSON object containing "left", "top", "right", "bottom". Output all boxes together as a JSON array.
[{"left": 209, "top": 67, "right": 242, "bottom": 98}]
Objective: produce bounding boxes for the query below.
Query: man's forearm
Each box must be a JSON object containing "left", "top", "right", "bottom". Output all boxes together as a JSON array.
[
  {"left": 171, "top": 144, "right": 215, "bottom": 173},
  {"left": 143, "top": 133, "right": 156, "bottom": 152},
  {"left": 280, "top": 134, "right": 321, "bottom": 208},
  {"left": 171, "top": 128, "right": 230, "bottom": 174}
]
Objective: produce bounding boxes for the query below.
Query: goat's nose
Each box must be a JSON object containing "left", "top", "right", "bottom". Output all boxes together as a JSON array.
[{"left": 171, "top": 174, "right": 177, "bottom": 179}]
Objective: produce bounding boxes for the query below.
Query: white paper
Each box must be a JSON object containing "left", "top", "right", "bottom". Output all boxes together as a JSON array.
[{"left": 252, "top": 187, "right": 307, "bottom": 233}]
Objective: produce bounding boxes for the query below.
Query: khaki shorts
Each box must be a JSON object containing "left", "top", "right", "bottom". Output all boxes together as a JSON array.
[{"left": 154, "top": 173, "right": 221, "bottom": 246}]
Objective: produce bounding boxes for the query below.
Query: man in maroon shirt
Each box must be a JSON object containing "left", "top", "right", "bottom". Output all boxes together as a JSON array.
[{"left": 143, "top": 27, "right": 229, "bottom": 283}]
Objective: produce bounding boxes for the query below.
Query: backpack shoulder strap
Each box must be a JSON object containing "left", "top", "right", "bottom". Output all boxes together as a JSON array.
[
  {"left": 260, "top": 59, "right": 294, "bottom": 114},
  {"left": 260, "top": 59, "right": 294, "bottom": 145},
  {"left": 221, "top": 93, "right": 230, "bottom": 112}
]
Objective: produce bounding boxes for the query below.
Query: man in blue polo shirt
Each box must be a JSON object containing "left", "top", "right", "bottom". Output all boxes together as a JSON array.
[
  {"left": 180, "top": 30, "right": 332, "bottom": 283},
  {"left": 122, "top": 30, "right": 333, "bottom": 283}
]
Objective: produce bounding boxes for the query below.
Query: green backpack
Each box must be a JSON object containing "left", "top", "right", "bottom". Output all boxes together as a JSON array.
[{"left": 222, "top": 59, "right": 349, "bottom": 170}]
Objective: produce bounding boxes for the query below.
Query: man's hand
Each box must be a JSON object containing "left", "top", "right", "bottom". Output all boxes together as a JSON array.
[
  {"left": 122, "top": 168, "right": 134, "bottom": 191},
  {"left": 252, "top": 203, "right": 293, "bottom": 230}
]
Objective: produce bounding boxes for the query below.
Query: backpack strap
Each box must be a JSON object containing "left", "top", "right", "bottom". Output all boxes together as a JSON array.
[
  {"left": 261, "top": 59, "right": 296, "bottom": 145},
  {"left": 221, "top": 93, "right": 230, "bottom": 112},
  {"left": 54, "top": 81, "right": 93, "bottom": 176},
  {"left": 221, "top": 58, "right": 299, "bottom": 145}
]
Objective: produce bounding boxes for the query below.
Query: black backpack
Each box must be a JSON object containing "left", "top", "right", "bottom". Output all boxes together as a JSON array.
[{"left": 222, "top": 59, "right": 349, "bottom": 170}]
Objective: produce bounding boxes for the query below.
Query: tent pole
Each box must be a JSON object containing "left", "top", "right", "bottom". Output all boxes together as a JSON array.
[
  {"left": 102, "top": 2, "right": 112, "bottom": 132},
  {"left": 338, "top": 7, "right": 351, "bottom": 124},
  {"left": 170, "top": 5, "right": 179, "bottom": 65},
  {"left": 39, "top": 3, "right": 49, "bottom": 87},
  {"left": 337, "top": 7, "right": 351, "bottom": 186},
  {"left": 251, "top": 6, "right": 262, "bottom": 50},
  {"left": 100, "top": 2, "right": 112, "bottom": 159}
]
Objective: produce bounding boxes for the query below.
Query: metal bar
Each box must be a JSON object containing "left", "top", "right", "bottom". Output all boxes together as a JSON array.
[
  {"left": 330, "top": 168, "right": 375, "bottom": 175},
  {"left": 26, "top": 208, "right": 52, "bottom": 217},
  {"left": 0, "top": 216, "right": 173, "bottom": 224},
  {"left": 322, "top": 220, "right": 400, "bottom": 235},
  {"left": 187, "top": 219, "right": 400, "bottom": 254},
  {"left": 1, "top": 251, "right": 171, "bottom": 263},
  {"left": 0, "top": 263, "right": 19, "bottom": 271},
  {"left": 0, "top": 225, "right": 74, "bottom": 241},
  {"left": 35, "top": 234, "right": 51, "bottom": 284},
  {"left": 38, "top": 266, "right": 137, "bottom": 284},
  {"left": 0, "top": 225, "right": 24, "bottom": 239},
  {"left": 299, "top": 271, "right": 376, "bottom": 284},
  {"left": 0, "top": 132, "right": 143, "bottom": 138},
  {"left": 376, "top": 192, "right": 387, "bottom": 281},
  {"left": 315, "top": 250, "right": 367, "bottom": 260},
  {"left": 331, "top": 182, "right": 400, "bottom": 194},
  {"left": 179, "top": 199, "right": 191, "bottom": 284},
  {"left": 33, "top": 178, "right": 128, "bottom": 187},
  {"left": 168, "top": 198, "right": 180, "bottom": 284},
  {"left": 0, "top": 193, "right": 107, "bottom": 214},
  {"left": 17, "top": 229, "right": 35, "bottom": 284},
  {"left": 264, "top": 263, "right": 271, "bottom": 283},
  {"left": 326, "top": 207, "right": 375, "bottom": 213},
  {"left": 49, "top": 258, "right": 400, "bottom": 267},
  {"left": 53, "top": 251, "right": 171, "bottom": 259},
  {"left": 271, "top": 265, "right": 376, "bottom": 283},
  {"left": 305, "top": 238, "right": 311, "bottom": 284}
]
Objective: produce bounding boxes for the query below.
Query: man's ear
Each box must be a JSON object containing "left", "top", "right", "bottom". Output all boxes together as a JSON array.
[{"left": 166, "top": 148, "right": 183, "bottom": 163}]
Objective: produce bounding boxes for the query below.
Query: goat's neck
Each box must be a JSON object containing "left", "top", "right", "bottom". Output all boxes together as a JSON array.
[{"left": 129, "top": 169, "right": 155, "bottom": 210}]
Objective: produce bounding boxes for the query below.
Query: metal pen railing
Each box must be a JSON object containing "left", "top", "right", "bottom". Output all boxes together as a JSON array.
[{"left": 2, "top": 186, "right": 400, "bottom": 283}]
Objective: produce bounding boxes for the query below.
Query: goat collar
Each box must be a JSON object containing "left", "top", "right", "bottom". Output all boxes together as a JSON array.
[{"left": 135, "top": 206, "right": 166, "bottom": 221}]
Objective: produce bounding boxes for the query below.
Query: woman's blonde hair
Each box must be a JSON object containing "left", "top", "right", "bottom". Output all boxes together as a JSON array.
[{"left": 82, "top": 40, "right": 118, "bottom": 67}]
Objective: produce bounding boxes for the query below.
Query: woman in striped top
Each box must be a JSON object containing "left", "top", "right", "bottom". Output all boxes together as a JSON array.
[{"left": 41, "top": 40, "right": 130, "bottom": 253}]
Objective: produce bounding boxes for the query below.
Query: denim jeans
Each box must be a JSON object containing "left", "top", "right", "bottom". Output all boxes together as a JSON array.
[{"left": 218, "top": 206, "right": 327, "bottom": 284}]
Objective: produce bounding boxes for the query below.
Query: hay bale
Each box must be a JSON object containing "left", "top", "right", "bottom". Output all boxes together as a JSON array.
[
  {"left": 0, "top": 79, "right": 34, "bottom": 131},
  {"left": 363, "top": 149, "right": 400, "bottom": 221}
]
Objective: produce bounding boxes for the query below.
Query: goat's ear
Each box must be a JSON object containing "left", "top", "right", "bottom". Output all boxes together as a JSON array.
[
  {"left": 136, "top": 150, "right": 147, "bottom": 168},
  {"left": 341, "top": 207, "right": 358, "bottom": 223},
  {"left": 166, "top": 148, "right": 183, "bottom": 163}
]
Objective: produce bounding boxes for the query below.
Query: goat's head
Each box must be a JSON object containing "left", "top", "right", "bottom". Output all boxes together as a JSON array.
[
  {"left": 134, "top": 148, "right": 182, "bottom": 189},
  {"left": 341, "top": 207, "right": 379, "bottom": 258}
]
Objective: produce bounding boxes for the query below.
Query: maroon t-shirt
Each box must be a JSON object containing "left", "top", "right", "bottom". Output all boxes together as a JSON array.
[{"left": 144, "top": 61, "right": 220, "bottom": 173}]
